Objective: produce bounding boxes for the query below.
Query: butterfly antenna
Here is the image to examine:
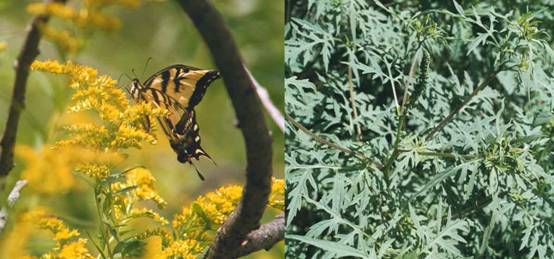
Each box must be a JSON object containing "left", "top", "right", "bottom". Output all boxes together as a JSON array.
[
  {"left": 201, "top": 148, "right": 217, "bottom": 166},
  {"left": 142, "top": 57, "right": 153, "bottom": 77},
  {"left": 190, "top": 163, "right": 205, "bottom": 181},
  {"left": 131, "top": 68, "right": 138, "bottom": 79},
  {"left": 117, "top": 73, "right": 132, "bottom": 83}
]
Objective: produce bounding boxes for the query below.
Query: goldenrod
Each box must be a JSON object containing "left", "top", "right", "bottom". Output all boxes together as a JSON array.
[
  {"left": 27, "top": 2, "right": 121, "bottom": 30},
  {"left": 22, "top": 208, "right": 80, "bottom": 242},
  {"left": 39, "top": 24, "right": 81, "bottom": 53},
  {"left": 58, "top": 239, "right": 94, "bottom": 259},
  {"left": 16, "top": 145, "right": 76, "bottom": 194},
  {"left": 161, "top": 240, "right": 202, "bottom": 259}
]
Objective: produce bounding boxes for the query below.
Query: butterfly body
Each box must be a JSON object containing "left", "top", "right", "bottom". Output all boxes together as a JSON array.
[{"left": 129, "top": 64, "right": 220, "bottom": 178}]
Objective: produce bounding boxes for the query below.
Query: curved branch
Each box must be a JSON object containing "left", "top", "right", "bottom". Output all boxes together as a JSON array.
[
  {"left": 176, "top": 1, "right": 274, "bottom": 258},
  {"left": 0, "top": 0, "right": 67, "bottom": 182},
  {"left": 237, "top": 214, "right": 285, "bottom": 257}
]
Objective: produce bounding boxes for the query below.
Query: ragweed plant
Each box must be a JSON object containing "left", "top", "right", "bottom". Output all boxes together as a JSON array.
[
  {"left": 286, "top": 0, "right": 554, "bottom": 258},
  {"left": 1, "top": 60, "right": 285, "bottom": 258}
]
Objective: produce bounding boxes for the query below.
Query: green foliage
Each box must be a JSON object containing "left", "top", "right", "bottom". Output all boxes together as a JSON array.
[{"left": 285, "top": 0, "right": 554, "bottom": 258}]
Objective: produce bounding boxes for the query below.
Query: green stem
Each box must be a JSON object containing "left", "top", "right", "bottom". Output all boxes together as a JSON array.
[
  {"left": 94, "top": 188, "right": 112, "bottom": 258},
  {"left": 424, "top": 66, "right": 505, "bottom": 141},
  {"left": 383, "top": 111, "right": 408, "bottom": 174},
  {"left": 398, "top": 149, "right": 477, "bottom": 160}
]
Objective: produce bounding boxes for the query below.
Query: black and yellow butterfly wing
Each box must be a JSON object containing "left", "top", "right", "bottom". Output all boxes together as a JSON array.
[
  {"left": 143, "top": 64, "right": 219, "bottom": 110},
  {"left": 130, "top": 64, "right": 220, "bottom": 177}
]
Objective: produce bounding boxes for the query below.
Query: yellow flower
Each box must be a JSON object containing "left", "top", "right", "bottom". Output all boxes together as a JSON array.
[
  {"left": 269, "top": 178, "right": 285, "bottom": 210},
  {"left": 129, "top": 208, "right": 169, "bottom": 225},
  {"left": 26, "top": 3, "right": 76, "bottom": 20},
  {"left": 22, "top": 208, "right": 80, "bottom": 242},
  {"left": 16, "top": 145, "right": 76, "bottom": 194},
  {"left": 143, "top": 236, "right": 164, "bottom": 259},
  {"left": 31, "top": 59, "right": 67, "bottom": 74},
  {"left": 32, "top": 60, "right": 162, "bottom": 155},
  {"left": 85, "top": 0, "right": 142, "bottom": 8},
  {"left": 27, "top": 3, "right": 121, "bottom": 30},
  {"left": 136, "top": 228, "right": 173, "bottom": 244},
  {"left": 0, "top": 219, "right": 33, "bottom": 258},
  {"left": 161, "top": 240, "right": 202, "bottom": 259},
  {"left": 74, "top": 163, "right": 111, "bottom": 179},
  {"left": 172, "top": 184, "right": 242, "bottom": 231},
  {"left": 126, "top": 168, "right": 167, "bottom": 207},
  {"left": 0, "top": 41, "right": 6, "bottom": 51},
  {"left": 39, "top": 24, "right": 81, "bottom": 53},
  {"left": 58, "top": 239, "right": 94, "bottom": 259}
]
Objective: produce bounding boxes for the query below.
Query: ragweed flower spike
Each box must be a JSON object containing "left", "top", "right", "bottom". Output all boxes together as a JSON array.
[{"left": 409, "top": 50, "right": 430, "bottom": 109}]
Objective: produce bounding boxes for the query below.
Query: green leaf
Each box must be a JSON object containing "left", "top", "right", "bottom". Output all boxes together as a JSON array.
[{"left": 287, "top": 235, "right": 370, "bottom": 258}]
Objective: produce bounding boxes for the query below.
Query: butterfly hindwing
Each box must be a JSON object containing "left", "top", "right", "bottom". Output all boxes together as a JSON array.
[{"left": 169, "top": 110, "right": 211, "bottom": 163}]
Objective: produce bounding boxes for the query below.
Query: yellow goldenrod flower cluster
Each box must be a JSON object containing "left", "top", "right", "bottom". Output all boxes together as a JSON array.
[
  {"left": 86, "top": 0, "right": 142, "bottom": 8},
  {"left": 166, "top": 177, "right": 285, "bottom": 256},
  {"left": 110, "top": 168, "right": 167, "bottom": 230},
  {"left": 16, "top": 144, "right": 124, "bottom": 192},
  {"left": 22, "top": 208, "right": 80, "bottom": 242},
  {"left": 31, "top": 60, "right": 166, "bottom": 180},
  {"left": 27, "top": 60, "right": 169, "bottom": 258},
  {"left": 16, "top": 145, "right": 76, "bottom": 194},
  {"left": 269, "top": 178, "right": 285, "bottom": 210},
  {"left": 21, "top": 208, "right": 94, "bottom": 259},
  {"left": 161, "top": 239, "right": 203, "bottom": 259},
  {"left": 126, "top": 168, "right": 168, "bottom": 207},
  {"left": 15, "top": 58, "right": 285, "bottom": 258},
  {"left": 38, "top": 24, "right": 81, "bottom": 53},
  {"left": 26, "top": 0, "right": 140, "bottom": 54},
  {"left": 0, "top": 219, "right": 33, "bottom": 258}
]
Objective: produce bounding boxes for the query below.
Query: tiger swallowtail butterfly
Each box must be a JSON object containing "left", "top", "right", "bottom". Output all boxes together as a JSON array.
[{"left": 129, "top": 64, "right": 220, "bottom": 180}]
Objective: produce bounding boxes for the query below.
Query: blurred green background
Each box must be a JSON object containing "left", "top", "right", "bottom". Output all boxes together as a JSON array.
[{"left": 0, "top": 0, "right": 283, "bottom": 258}]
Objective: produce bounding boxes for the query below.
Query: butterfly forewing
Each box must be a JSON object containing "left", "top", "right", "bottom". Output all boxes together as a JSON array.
[{"left": 143, "top": 65, "right": 220, "bottom": 110}]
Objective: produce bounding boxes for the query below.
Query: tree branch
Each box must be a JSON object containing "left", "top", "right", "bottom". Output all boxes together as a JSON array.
[
  {"left": 176, "top": 1, "right": 273, "bottom": 258},
  {"left": 0, "top": 0, "right": 67, "bottom": 182},
  {"left": 236, "top": 214, "right": 284, "bottom": 257}
]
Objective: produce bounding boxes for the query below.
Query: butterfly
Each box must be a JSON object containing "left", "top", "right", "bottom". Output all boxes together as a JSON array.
[{"left": 129, "top": 64, "right": 220, "bottom": 180}]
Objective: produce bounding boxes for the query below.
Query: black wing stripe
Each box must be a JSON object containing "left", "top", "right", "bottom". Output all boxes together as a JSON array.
[
  {"left": 187, "top": 70, "right": 220, "bottom": 109},
  {"left": 174, "top": 68, "right": 183, "bottom": 93},
  {"left": 149, "top": 88, "right": 162, "bottom": 105},
  {"left": 160, "top": 70, "right": 170, "bottom": 93}
]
